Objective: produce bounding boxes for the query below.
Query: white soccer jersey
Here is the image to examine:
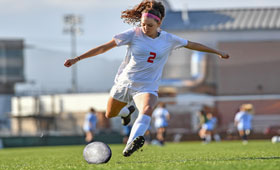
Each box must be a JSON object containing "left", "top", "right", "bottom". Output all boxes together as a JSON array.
[{"left": 113, "top": 27, "right": 188, "bottom": 91}]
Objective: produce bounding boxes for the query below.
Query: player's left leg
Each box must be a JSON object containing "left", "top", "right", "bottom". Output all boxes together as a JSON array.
[
  {"left": 122, "top": 92, "right": 158, "bottom": 157},
  {"left": 238, "top": 129, "right": 248, "bottom": 144},
  {"left": 159, "top": 127, "right": 167, "bottom": 145},
  {"left": 85, "top": 131, "right": 93, "bottom": 143},
  {"left": 156, "top": 127, "right": 163, "bottom": 142}
]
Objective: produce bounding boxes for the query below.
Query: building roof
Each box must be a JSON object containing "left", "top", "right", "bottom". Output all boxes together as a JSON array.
[{"left": 161, "top": 8, "right": 280, "bottom": 31}]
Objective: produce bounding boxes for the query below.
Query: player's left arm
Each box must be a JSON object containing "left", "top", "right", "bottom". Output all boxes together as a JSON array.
[
  {"left": 234, "top": 114, "right": 240, "bottom": 126},
  {"left": 185, "top": 41, "right": 230, "bottom": 59}
]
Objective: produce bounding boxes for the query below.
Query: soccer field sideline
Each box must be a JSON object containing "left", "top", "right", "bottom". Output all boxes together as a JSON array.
[{"left": 0, "top": 140, "right": 279, "bottom": 170}]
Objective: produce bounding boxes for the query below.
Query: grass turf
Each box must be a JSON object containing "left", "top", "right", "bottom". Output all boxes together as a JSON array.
[{"left": 0, "top": 140, "right": 279, "bottom": 170}]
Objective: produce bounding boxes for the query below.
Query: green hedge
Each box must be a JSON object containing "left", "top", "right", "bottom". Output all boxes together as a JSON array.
[{"left": 1, "top": 132, "right": 123, "bottom": 148}]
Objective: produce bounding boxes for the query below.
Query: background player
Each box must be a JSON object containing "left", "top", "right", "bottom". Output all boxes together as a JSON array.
[
  {"left": 83, "top": 107, "right": 98, "bottom": 143},
  {"left": 234, "top": 104, "right": 254, "bottom": 144},
  {"left": 152, "top": 102, "right": 170, "bottom": 146}
]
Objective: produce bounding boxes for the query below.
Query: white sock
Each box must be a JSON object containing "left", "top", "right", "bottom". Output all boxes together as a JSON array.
[
  {"left": 206, "top": 134, "right": 212, "bottom": 142},
  {"left": 127, "top": 114, "right": 151, "bottom": 144},
  {"left": 117, "top": 107, "right": 130, "bottom": 117}
]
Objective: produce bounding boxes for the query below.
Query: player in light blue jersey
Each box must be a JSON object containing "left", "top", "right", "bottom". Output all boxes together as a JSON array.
[
  {"left": 199, "top": 112, "right": 218, "bottom": 143},
  {"left": 152, "top": 102, "right": 170, "bottom": 146},
  {"left": 83, "top": 107, "right": 98, "bottom": 143},
  {"left": 64, "top": 0, "right": 230, "bottom": 157},
  {"left": 234, "top": 104, "right": 254, "bottom": 144}
]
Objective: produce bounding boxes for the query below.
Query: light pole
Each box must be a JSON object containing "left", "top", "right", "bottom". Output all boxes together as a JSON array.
[
  {"left": 63, "top": 14, "right": 83, "bottom": 93},
  {"left": 0, "top": 43, "right": 7, "bottom": 84}
]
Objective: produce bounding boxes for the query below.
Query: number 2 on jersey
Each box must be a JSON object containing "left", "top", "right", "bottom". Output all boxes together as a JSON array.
[{"left": 147, "top": 52, "right": 156, "bottom": 63}]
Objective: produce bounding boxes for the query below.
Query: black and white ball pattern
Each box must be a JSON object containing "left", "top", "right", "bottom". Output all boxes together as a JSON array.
[{"left": 83, "top": 141, "right": 112, "bottom": 164}]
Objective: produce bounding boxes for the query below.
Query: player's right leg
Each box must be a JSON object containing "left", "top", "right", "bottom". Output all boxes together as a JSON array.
[
  {"left": 160, "top": 127, "right": 167, "bottom": 145},
  {"left": 106, "top": 86, "right": 136, "bottom": 125},
  {"left": 105, "top": 97, "right": 136, "bottom": 125},
  {"left": 205, "top": 131, "right": 212, "bottom": 143}
]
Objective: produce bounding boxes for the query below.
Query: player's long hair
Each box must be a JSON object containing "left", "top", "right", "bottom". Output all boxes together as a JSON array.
[{"left": 121, "top": 0, "right": 165, "bottom": 25}]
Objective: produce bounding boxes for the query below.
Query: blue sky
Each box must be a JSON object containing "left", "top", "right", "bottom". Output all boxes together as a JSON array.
[{"left": 1, "top": 0, "right": 280, "bottom": 93}]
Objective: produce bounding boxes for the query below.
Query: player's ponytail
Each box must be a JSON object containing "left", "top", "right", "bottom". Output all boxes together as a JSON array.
[{"left": 121, "top": 0, "right": 165, "bottom": 25}]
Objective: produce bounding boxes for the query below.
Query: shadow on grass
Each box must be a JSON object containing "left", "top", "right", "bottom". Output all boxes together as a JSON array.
[{"left": 116, "top": 157, "right": 280, "bottom": 164}]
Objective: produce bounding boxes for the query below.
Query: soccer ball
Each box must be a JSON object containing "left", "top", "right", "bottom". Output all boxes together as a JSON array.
[
  {"left": 271, "top": 136, "right": 280, "bottom": 144},
  {"left": 83, "top": 141, "right": 112, "bottom": 164}
]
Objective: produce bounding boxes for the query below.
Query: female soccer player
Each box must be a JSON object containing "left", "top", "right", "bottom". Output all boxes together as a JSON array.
[
  {"left": 83, "top": 107, "right": 98, "bottom": 143},
  {"left": 199, "top": 112, "right": 218, "bottom": 143},
  {"left": 234, "top": 104, "right": 254, "bottom": 144},
  {"left": 152, "top": 102, "right": 170, "bottom": 146},
  {"left": 64, "top": 0, "right": 230, "bottom": 157}
]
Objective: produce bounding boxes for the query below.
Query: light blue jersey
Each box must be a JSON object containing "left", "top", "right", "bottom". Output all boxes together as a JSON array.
[
  {"left": 83, "top": 113, "right": 97, "bottom": 132},
  {"left": 234, "top": 111, "right": 253, "bottom": 131},
  {"left": 152, "top": 108, "right": 170, "bottom": 128},
  {"left": 202, "top": 117, "right": 217, "bottom": 131}
]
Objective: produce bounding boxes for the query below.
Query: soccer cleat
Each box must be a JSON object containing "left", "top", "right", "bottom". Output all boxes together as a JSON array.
[
  {"left": 123, "top": 136, "right": 145, "bottom": 157},
  {"left": 121, "top": 105, "right": 135, "bottom": 126}
]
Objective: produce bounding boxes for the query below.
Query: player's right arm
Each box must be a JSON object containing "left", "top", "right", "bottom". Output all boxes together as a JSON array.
[{"left": 64, "top": 39, "right": 117, "bottom": 67}]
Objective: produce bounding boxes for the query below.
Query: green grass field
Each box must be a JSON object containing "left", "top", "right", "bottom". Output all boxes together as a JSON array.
[{"left": 0, "top": 140, "right": 279, "bottom": 170}]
